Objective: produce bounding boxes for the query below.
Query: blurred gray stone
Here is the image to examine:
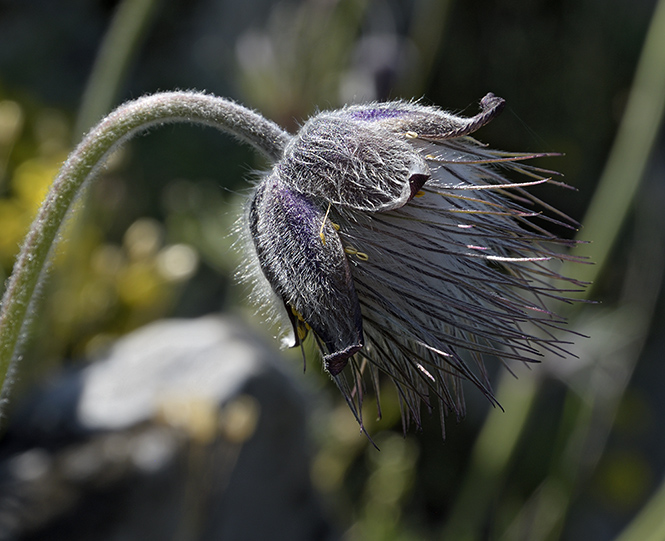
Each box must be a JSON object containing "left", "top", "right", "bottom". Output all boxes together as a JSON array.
[{"left": 0, "top": 316, "right": 335, "bottom": 541}]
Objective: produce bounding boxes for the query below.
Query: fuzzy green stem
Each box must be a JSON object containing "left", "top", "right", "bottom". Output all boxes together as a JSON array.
[{"left": 0, "top": 91, "right": 290, "bottom": 406}]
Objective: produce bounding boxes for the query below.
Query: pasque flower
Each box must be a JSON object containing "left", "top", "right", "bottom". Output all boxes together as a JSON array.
[{"left": 243, "top": 93, "right": 582, "bottom": 434}]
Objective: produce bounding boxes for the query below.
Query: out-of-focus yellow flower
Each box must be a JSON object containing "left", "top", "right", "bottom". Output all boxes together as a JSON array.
[
  {"left": 0, "top": 156, "right": 65, "bottom": 267},
  {"left": 13, "top": 157, "right": 63, "bottom": 213},
  {"left": 116, "top": 260, "right": 165, "bottom": 307},
  {"left": 0, "top": 200, "right": 28, "bottom": 266}
]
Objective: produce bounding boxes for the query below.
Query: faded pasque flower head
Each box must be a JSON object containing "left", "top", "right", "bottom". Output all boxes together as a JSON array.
[{"left": 241, "top": 93, "right": 582, "bottom": 435}]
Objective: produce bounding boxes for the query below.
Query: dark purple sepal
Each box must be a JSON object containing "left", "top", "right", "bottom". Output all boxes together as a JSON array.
[
  {"left": 248, "top": 174, "right": 364, "bottom": 372},
  {"left": 408, "top": 173, "right": 429, "bottom": 199},
  {"left": 324, "top": 344, "right": 363, "bottom": 376}
]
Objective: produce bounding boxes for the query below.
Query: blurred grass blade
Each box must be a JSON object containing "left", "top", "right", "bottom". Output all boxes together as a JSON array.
[
  {"left": 565, "top": 0, "right": 665, "bottom": 294},
  {"left": 440, "top": 370, "right": 537, "bottom": 540},
  {"left": 74, "top": 0, "right": 163, "bottom": 139},
  {"left": 400, "top": 0, "right": 455, "bottom": 97},
  {"left": 616, "top": 474, "right": 665, "bottom": 541},
  {"left": 441, "top": 0, "right": 665, "bottom": 537}
]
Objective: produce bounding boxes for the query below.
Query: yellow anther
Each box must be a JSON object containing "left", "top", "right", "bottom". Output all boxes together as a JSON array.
[
  {"left": 319, "top": 201, "right": 332, "bottom": 245},
  {"left": 425, "top": 154, "right": 436, "bottom": 159},
  {"left": 405, "top": 131, "right": 418, "bottom": 139},
  {"left": 344, "top": 246, "right": 358, "bottom": 255},
  {"left": 290, "top": 305, "right": 310, "bottom": 340},
  {"left": 331, "top": 222, "right": 340, "bottom": 231},
  {"left": 356, "top": 252, "right": 369, "bottom": 261},
  {"left": 297, "top": 325, "right": 307, "bottom": 341},
  {"left": 414, "top": 190, "right": 426, "bottom": 198},
  {"left": 291, "top": 305, "right": 306, "bottom": 322}
]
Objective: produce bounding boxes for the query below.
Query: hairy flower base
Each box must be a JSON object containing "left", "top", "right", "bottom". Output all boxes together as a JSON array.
[{"left": 241, "top": 94, "right": 585, "bottom": 437}]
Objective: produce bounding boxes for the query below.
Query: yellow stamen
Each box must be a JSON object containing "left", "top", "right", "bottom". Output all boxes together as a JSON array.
[
  {"left": 319, "top": 201, "right": 332, "bottom": 245},
  {"left": 405, "top": 131, "right": 418, "bottom": 139},
  {"left": 290, "top": 305, "right": 310, "bottom": 340},
  {"left": 344, "top": 246, "right": 358, "bottom": 255},
  {"left": 414, "top": 190, "right": 426, "bottom": 198},
  {"left": 291, "top": 306, "right": 306, "bottom": 322},
  {"left": 356, "top": 252, "right": 369, "bottom": 261},
  {"left": 297, "top": 325, "right": 307, "bottom": 341}
]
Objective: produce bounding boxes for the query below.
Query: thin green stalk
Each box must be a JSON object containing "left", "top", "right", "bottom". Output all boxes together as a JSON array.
[
  {"left": 616, "top": 475, "right": 665, "bottom": 541},
  {"left": 502, "top": 1, "right": 665, "bottom": 535},
  {"left": 401, "top": 0, "right": 455, "bottom": 97},
  {"left": 440, "top": 370, "right": 537, "bottom": 540},
  {"left": 74, "top": 0, "right": 163, "bottom": 139},
  {"left": 564, "top": 0, "right": 665, "bottom": 294},
  {"left": 0, "top": 91, "right": 290, "bottom": 407},
  {"left": 440, "top": 0, "right": 665, "bottom": 537}
]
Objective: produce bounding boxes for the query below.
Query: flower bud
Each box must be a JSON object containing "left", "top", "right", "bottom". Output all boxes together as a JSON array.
[
  {"left": 248, "top": 174, "right": 363, "bottom": 375},
  {"left": 242, "top": 94, "right": 582, "bottom": 435}
]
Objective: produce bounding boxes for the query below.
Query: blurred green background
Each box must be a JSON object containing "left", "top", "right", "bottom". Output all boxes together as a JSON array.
[{"left": 0, "top": 0, "right": 664, "bottom": 539}]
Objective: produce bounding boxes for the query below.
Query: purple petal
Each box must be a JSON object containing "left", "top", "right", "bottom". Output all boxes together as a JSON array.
[{"left": 248, "top": 175, "right": 363, "bottom": 373}]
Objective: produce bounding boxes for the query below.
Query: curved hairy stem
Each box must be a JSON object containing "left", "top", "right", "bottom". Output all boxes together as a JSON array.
[{"left": 0, "top": 91, "right": 290, "bottom": 406}]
